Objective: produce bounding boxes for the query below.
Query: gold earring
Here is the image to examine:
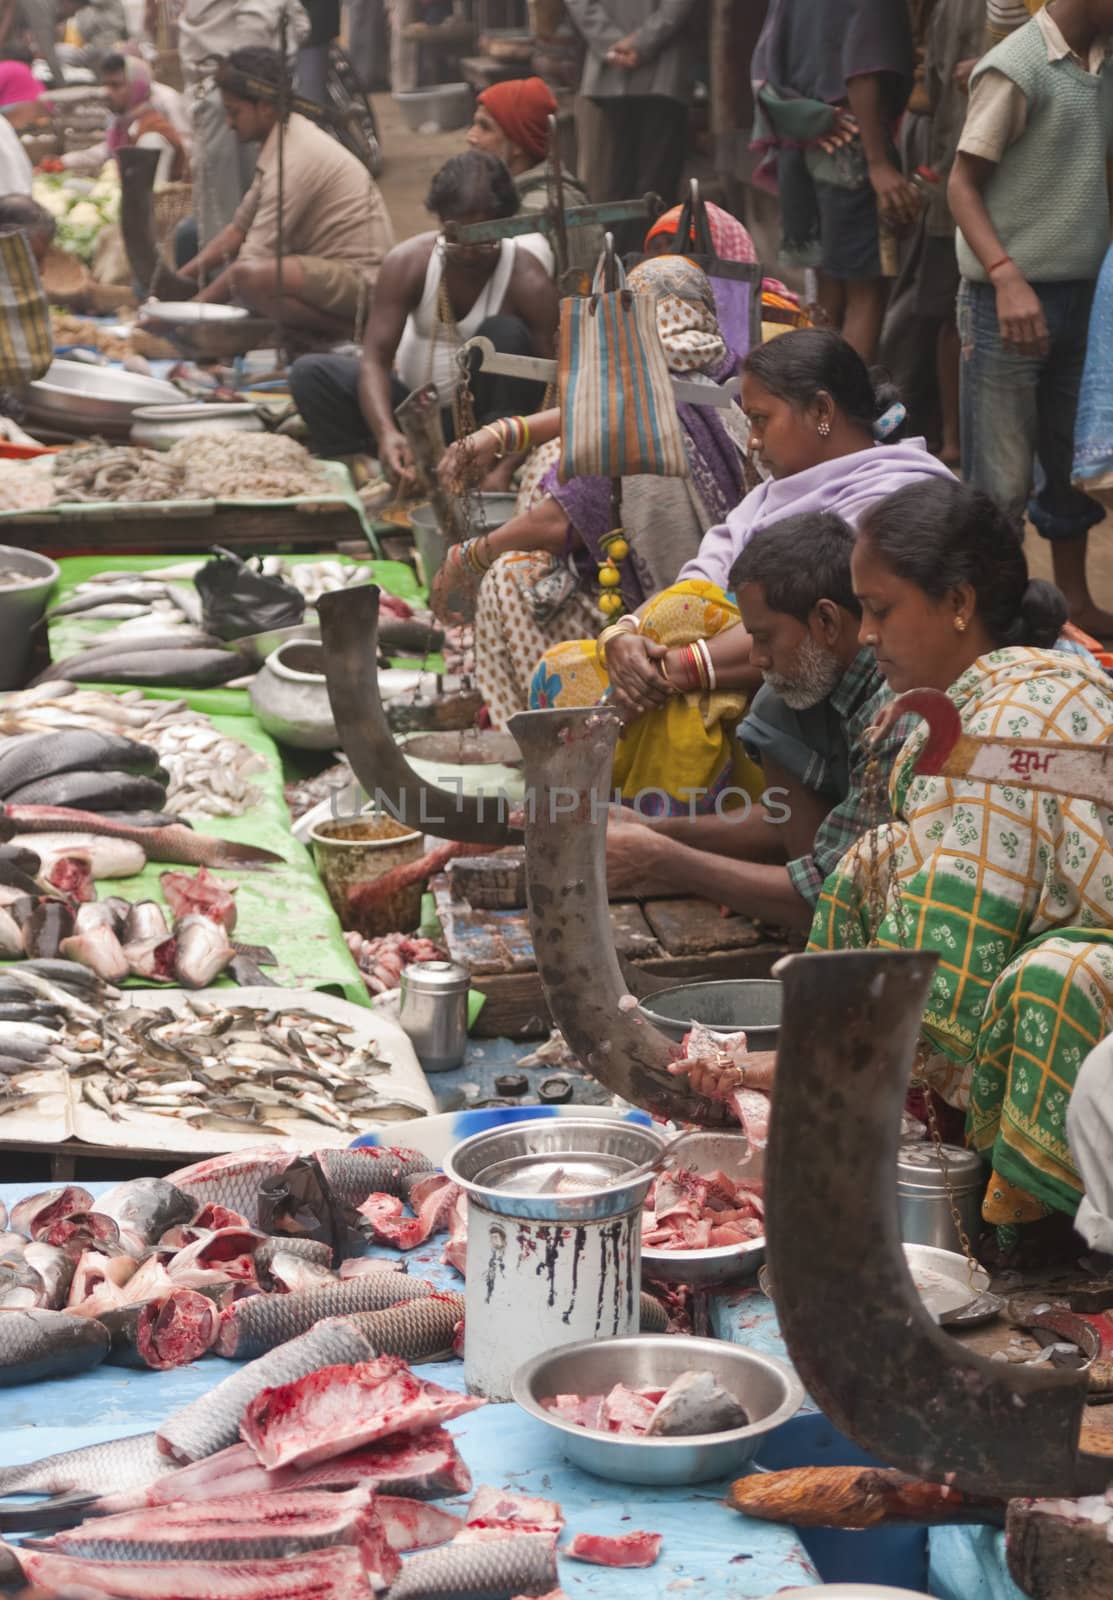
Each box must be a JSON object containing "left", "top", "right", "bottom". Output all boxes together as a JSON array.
[
  {"left": 818, "top": 420, "right": 832, "bottom": 438},
  {"left": 955, "top": 617, "right": 967, "bottom": 632}
]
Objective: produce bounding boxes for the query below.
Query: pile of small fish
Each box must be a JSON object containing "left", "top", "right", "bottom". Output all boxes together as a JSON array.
[
  {"left": 542, "top": 1369, "right": 749, "bottom": 1441},
  {"left": 0, "top": 684, "right": 268, "bottom": 818},
  {"left": 50, "top": 444, "right": 183, "bottom": 505},
  {"left": 1, "top": 978, "right": 424, "bottom": 1135},
  {"left": 168, "top": 433, "right": 331, "bottom": 500},
  {"left": 344, "top": 932, "right": 447, "bottom": 998}
]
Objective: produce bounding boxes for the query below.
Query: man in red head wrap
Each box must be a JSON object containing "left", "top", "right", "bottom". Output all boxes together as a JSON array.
[{"left": 467, "top": 75, "right": 603, "bottom": 277}]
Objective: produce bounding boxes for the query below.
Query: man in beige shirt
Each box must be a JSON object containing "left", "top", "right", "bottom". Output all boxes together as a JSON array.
[{"left": 181, "top": 45, "right": 394, "bottom": 343}]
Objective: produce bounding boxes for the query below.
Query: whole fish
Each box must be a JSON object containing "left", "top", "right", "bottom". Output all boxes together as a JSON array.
[
  {"left": 99, "top": 810, "right": 190, "bottom": 830},
  {"left": 47, "top": 585, "right": 181, "bottom": 618},
  {"left": 0, "top": 732, "right": 165, "bottom": 798},
  {"left": 5, "top": 772, "right": 168, "bottom": 814},
  {"left": 156, "top": 1316, "right": 375, "bottom": 1463},
  {"left": 0, "top": 1307, "right": 110, "bottom": 1385},
  {"left": 1, "top": 807, "right": 283, "bottom": 867},
  {"left": 23, "top": 902, "right": 76, "bottom": 960},
  {"left": 97, "top": 1178, "right": 195, "bottom": 1251},
  {"left": 0, "top": 1431, "right": 174, "bottom": 1501},
  {"left": 59, "top": 925, "right": 130, "bottom": 982},
  {"left": 214, "top": 1272, "right": 438, "bottom": 1359},
  {"left": 173, "top": 914, "right": 234, "bottom": 989},
  {"left": 36, "top": 634, "right": 225, "bottom": 684},
  {"left": 386, "top": 1533, "right": 559, "bottom": 1600},
  {"left": 17, "top": 960, "right": 113, "bottom": 1006},
  {"left": 42, "top": 649, "right": 249, "bottom": 689}
]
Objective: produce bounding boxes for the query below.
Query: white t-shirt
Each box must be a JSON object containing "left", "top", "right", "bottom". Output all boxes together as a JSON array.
[{"left": 0, "top": 116, "right": 32, "bottom": 195}]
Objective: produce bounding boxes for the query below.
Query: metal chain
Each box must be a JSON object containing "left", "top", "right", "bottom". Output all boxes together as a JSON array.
[{"left": 862, "top": 729, "right": 981, "bottom": 1284}]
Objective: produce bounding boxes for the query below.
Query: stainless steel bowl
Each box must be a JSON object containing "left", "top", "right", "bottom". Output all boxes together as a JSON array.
[
  {"left": 445, "top": 1117, "right": 665, "bottom": 1223},
  {"left": 642, "top": 1132, "right": 765, "bottom": 1287},
  {"left": 638, "top": 978, "right": 783, "bottom": 1048},
  {"left": 410, "top": 493, "right": 519, "bottom": 583},
  {"left": 234, "top": 620, "right": 321, "bottom": 668},
  {"left": 512, "top": 1334, "right": 804, "bottom": 1486},
  {"left": 27, "top": 360, "right": 182, "bottom": 434}
]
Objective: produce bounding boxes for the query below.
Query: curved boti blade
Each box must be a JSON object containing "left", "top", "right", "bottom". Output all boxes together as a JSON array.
[
  {"left": 316, "top": 585, "right": 519, "bottom": 846},
  {"left": 766, "top": 948, "right": 1108, "bottom": 1500},
  {"left": 509, "top": 705, "right": 735, "bottom": 1126},
  {"left": 116, "top": 146, "right": 163, "bottom": 296}
]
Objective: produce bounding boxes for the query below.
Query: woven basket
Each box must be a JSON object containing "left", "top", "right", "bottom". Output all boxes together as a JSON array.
[
  {"left": 40, "top": 245, "right": 90, "bottom": 305},
  {"left": 153, "top": 183, "right": 193, "bottom": 255}
]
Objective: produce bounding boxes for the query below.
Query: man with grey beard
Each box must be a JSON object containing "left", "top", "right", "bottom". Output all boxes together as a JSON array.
[{"left": 605, "top": 511, "right": 908, "bottom": 931}]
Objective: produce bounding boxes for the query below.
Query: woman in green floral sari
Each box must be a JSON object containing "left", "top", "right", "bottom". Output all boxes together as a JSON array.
[{"left": 810, "top": 479, "right": 1113, "bottom": 1236}]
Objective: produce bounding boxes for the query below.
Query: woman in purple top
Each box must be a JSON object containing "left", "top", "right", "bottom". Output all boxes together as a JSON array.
[{"left": 532, "top": 329, "right": 955, "bottom": 815}]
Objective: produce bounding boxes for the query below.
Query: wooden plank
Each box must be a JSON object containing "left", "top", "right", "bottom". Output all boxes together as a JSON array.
[
  {"left": 0, "top": 505, "right": 365, "bottom": 556},
  {"left": 643, "top": 898, "right": 768, "bottom": 956},
  {"left": 609, "top": 901, "right": 662, "bottom": 960}
]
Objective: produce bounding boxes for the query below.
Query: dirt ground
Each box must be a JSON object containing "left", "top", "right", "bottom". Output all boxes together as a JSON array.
[{"left": 368, "top": 93, "right": 1113, "bottom": 616}]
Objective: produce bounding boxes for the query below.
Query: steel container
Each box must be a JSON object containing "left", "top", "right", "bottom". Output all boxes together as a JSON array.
[
  {"left": 513, "top": 1334, "right": 804, "bottom": 1485},
  {"left": 398, "top": 959, "right": 470, "bottom": 1073},
  {"left": 897, "top": 1142, "right": 984, "bottom": 1254},
  {"left": 637, "top": 978, "right": 783, "bottom": 1048},
  {"left": 0, "top": 547, "right": 58, "bottom": 690},
  {"left": 409, "top": 493, "right": 518, "bottom": 583},
  {"left": 27, "top": 359, "right": 181, "bottom": 437},
  {"left": 445, "top": 1118, "right": 666, "bottom": 1400},
  {"left": 640, "top": 1132, "right": 766, "bottom": 1287}
]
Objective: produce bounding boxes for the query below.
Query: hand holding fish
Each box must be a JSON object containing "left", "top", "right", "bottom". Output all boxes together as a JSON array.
[{"left": 670, "top": 1050, "right": 776, "bottom": 1101}]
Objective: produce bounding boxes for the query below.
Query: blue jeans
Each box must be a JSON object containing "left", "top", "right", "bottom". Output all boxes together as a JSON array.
[{"left": 958, "top": 277, "right": 1104, "bottom": 543}]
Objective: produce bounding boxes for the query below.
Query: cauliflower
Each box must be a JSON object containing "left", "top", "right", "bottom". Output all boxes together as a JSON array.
[{"left": 65, "top": 201, "right": 101, "bottom": 227}]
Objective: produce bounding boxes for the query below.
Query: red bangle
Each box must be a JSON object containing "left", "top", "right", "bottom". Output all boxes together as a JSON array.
[{"left": 987, "top": 256, "right": 1012, "bottom": 276}]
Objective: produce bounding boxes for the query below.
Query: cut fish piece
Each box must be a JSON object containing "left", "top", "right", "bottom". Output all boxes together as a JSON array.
[
  {"left": 9, "top": 1539, "right": 391, "bottom": 1598},
  {"left": 565, "top": 1530, "right": 662, "bottom": 1567},
  {"left": 465, "top": 1487, "right": 564, "bottom": 1536},
  {"left": 240, "top": 1355, "right": 485, "bottom": 1470}
]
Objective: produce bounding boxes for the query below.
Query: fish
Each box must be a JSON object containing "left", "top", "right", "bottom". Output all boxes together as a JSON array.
[
  {"left": 214, "top": 1273, "right": 438, "bottom": 1359},
  {"left": 0, "top": 859, "right": 49, "bottom": 897},
  {"left": 35, "top": 635, "right": 226, "bottom": 684},
  {"left": 1, "top": 807, "right": 283, "bottom": 866},
  {"left": 15, "top": 833, "right": 149, "bottom": 880},
  {"left": 42, "top": 649, "right": 251, "bottom": 689},
  {"left": 59, "top": 925, "right": 130, "bottom": 983},
  {"left": 0, "top": 843, "right": 40, "bottom": 875},
  {"left": 97, "top": 1177, "right": 196, "bottom": 1251},
  {"left": 174, "top": 914, "right": 235, "bottom": 988},
  {"left": 313, "top": 1147, "right": 436, "bottom": 1212},
  {"left": 10, "top": 1188, "right": 92, "bottom": 1239},
  {"left": 0, "top": 1307, "right": 110, "bottom": 1385},
  {"left": 239, "top": 1354, "right": 485, "bottom": 1472},
  {"left": 122, "top": 901, "right": 169, "bottom": 943},
  {"left": 99, "top": 1290, "right": 219, "bottom": 1370},
  {"left": 99, "top": 810, "right": 192, "bottom": 829},
  {"left": 346, "top": 1296, "right": 465, "bottom": 1368},
  {"left": 0, "top": 1432, "right": 174, "bottom": 1507},
  {"left": 23, "top": 902, "right": 76, "bottom": 960},
  {"left": 73, "top": 902, "right": 120, "bottom": 934},
  {"left": 229, "top": 955, "right": 277, "bottom": 987},
  {"left": 168, "top": 1150, "right": 297, "bottom": 1226},
  {"left": 644, "top": 1369, "right": 751, "bottom": 1438},
  {"left": 156, "top": 1316, "right": 375, "bottom": 1463},
  {"left": 260, "top": 1251, "right": 335, "bottom": 1294},
  {"left": 565, "top": 1531, "right": 662, "bottom": 1568},
  {"left": 7, "top": 1541, "right": 383, "bottom": 1600},
  {"left": 0, "top": 732, "right": 166, "bottom": 797},
  {"left": 161, "top": 868, "right": 237, "bottom": 931},
  {"left": 0, "top": 908, "right": 21, "bottom": 957},
  {"left": 47, "top": 584, "right": 184, "bottom": 617},
  {"left": 22, "top": 1243, "right": 75, "bottom": 1309},
  {"left": 385, "top": 1533, "right": 559, "bottom": 1600},
  {"left": 0, "top": 1257, "right": 45, "bottom": 1308},
  {"left": 5, "top": 772, "right": 169, "bottom": 814}
]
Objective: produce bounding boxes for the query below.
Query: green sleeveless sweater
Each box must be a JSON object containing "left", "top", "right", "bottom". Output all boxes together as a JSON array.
[{"left": 957, "top": 19, "right": 1113, "bottom": 284}]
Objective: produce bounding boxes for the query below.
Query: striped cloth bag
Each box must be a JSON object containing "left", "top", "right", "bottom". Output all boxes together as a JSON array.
[
  {"left": 0, "top": 228, "right": 52, "bottom": 391},
  {"left": 557, "top": 259, "right": 687, "bottom": 483}
]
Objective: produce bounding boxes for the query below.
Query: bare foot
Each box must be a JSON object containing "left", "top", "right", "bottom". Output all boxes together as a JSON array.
[{"left": 1071, "top": 605, "right": 1113, "bottom": 641}]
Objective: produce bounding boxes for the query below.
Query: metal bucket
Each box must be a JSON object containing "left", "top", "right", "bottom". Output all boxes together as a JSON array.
[
  {"left": 637, "top": 978, "right": 783, "bottom": 1048},
  {"left": 0, "top": 547, "right": 58, "bottom": 691},
  {"left": 445, "top": 1117, "right": 665, "bottom": 1401},
  {"left": 409, "top": 493, "right": 518, "bottom": 584}
]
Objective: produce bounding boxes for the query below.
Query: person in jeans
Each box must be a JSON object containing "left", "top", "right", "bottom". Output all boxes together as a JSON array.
[{"left": 949, "top": 0, "right": 1113, "bottom": 638}]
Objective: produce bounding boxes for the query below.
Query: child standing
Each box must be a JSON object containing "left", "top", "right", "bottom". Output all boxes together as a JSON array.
[{"left": 949, "top": 0, "right": 1113, "bottom": 636}]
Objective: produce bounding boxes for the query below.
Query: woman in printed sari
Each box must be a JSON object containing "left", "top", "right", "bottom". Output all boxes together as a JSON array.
[
  {"left": 812, "top": 480, "right": 1113, "bottom": 1246},
  {"left": 429, "top": 256, "right": 752, "bottom": 745},
  {"left": 532, "top": 328, "right": 955, "bottom": 816}
]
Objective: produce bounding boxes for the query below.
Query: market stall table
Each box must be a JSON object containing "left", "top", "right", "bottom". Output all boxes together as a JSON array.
[{"left": 0, "top": 1180, "right": 822, "bottom": 1597}]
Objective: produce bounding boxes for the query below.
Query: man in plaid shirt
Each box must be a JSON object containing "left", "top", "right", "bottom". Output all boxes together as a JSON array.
[{"left": 606, "top": 511, "right": 908, "bottom": 930}]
